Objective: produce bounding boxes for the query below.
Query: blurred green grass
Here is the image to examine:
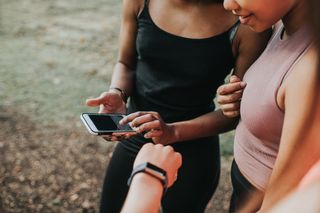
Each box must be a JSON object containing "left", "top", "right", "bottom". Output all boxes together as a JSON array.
[{"left": 0, "top": 0, "right": 234, "bottom": 155}]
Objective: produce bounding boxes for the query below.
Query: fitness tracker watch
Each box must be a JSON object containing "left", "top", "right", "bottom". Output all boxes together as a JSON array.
[{"left": 127, "top": 162, "right": 168, "bottom": 194}]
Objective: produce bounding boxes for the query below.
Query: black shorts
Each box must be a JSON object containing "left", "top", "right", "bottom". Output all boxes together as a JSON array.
[
  {"left": 99, "top": 135, "right": 221, "bottom": 213},
  {"left": 229, "top": 160, "right": 263, "bottom": 213}
]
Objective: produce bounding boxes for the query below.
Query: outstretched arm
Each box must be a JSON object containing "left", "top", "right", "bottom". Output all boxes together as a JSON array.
[
  {"left": 166, "top": 25, "right": 272, "bottom": 143},
  {"left": 120, "top": 25, "right": 271, "bottom": 144}
]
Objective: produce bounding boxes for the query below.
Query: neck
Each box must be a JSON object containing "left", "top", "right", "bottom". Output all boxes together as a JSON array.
[{"left": 282, "top": 1, "right": 307, "bottom": 36}]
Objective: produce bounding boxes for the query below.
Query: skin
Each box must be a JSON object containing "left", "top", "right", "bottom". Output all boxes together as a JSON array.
[
  {"left": 268, "top": 180, "right": 320, "bottom": 213},
  {"left": 86, "top": 0, "right": 271, "bottom": 143},
  {"left": 216, "top": 75, "right": 246, "bottom": 117},
  {"left": 123, "top": 0, "right": 320, "bottom": 211},
  {"left": 218, "top": 0, "right": 320, "bottom": 211},
  {"left": 121, "top": 143, "right": 182, "bottom": 213},
  {"left": 262, "top": 0, "right": 320, "bottom": 205},
  {"left": 109, "top": 0, "right": 271, "bottom": 144}
]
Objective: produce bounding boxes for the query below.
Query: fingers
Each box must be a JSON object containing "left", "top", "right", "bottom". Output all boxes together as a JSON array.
[
  {"left": 217, "top": 81, "right": 246, "bottom": 95},
  {"left": 173, "top": 151, "right": 182, "bottom": 168},
  {"left": 120, "top": 111, "right": 160, "bottom": 125},
  {"left": 143, "top": 142, "right": 155, "bottom": 150},
  {"left": 223, "top": 111, "right": 240, "bottom": 118},
  {"left": 137, "top": 119, "right": 161, "bottom": 132},
  {"left": 161, "top": 145, "right": 182, "bottom": 187},
  {"left": 112, "top": 132, "right": 137, "bottom": 139},
  {"left": 217, "top": 75, "right": 244, "bottom": 118},
  {"left": 121, "top": 113, "right": 163, "bottom": 138},
  {"left": 144, "top": 129, "right": 163, "bottom": 138},
  {"left": 87, "top": 91, "right": 126, "bottom": 114},
  {"left": 217, "top": 90, "right": 244, "bottom": 105},
  {"left": 102, "top": 135, "right": 120, "bottom": 141},
  {"left": 119, "top": 111, "right": 146, "bottom": 125},
  {"left": 104, "top": 132, "right": 135, "bottom": 141},
  {"left": 229, "top": 75, "right": 241, "bottom": 83},
  {"left": 131, "top": 114, "right": 157, "bottom": 128},
  {"left": 218, "top": 93, "right": 241, "bottom": 118},
  {"left": 220, "top": 102, "right": 240, "bottom": 112},
  {"left": 86, "top": 92, "right": 109, "bottom": 107}
]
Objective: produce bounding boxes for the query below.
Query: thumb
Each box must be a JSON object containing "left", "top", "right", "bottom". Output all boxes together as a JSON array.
[
  {"left": 86, "top": 93, "right": 108, "bottom": 107},
  {"left": 86, "top": 97, "right": 102, "bottom": 107},
  {"left": 229, "top": 75, "right": 241, "bottom": 83}
]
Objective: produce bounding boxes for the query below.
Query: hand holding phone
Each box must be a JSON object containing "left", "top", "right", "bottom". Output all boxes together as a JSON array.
[
  {"left": 80, "top": 113, "right": 137, "bottom": 140},
  {"left": 86, "top": 91, "right": 126, "bottom": 114},
  {"left": 119, "top": 111, "right": 176, "bottom": 145}
]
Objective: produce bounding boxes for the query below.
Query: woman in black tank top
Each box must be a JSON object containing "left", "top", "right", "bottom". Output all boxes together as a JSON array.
[{"left": 85, "top": 0, "right": 270, "bottom": 212}]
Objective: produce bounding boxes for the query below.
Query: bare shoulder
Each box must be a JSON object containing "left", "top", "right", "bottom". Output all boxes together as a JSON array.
[
  {"left": 286, "top": 46, "right": 318, "bottom": 88},
  {"left": 279, "top": 45, "right": 318, "bottom": 110},
  {"left": 123, "top": 0, "right": 144, "bottom": 17}
]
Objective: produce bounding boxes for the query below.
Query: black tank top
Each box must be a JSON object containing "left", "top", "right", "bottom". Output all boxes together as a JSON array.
[{"left": 128, "top": 1, "right": 239, "bottom": 123}]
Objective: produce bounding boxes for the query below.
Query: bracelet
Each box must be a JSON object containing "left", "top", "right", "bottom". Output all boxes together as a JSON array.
[
  {"left": 127, "top": 162, "right": 168, "bottom": 195},
  {"left": 109, "top": 87, "right": 128, "bottom": 103}
]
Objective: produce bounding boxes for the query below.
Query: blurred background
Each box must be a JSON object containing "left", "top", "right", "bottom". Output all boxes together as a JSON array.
[{"left": 0, "top": 0, "right": 234, "bottom": 212}]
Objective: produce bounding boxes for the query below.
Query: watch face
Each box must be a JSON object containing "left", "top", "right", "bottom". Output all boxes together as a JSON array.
[
  {"left": 145, "top": 162, "right": 166, "bottom": 175},
  {"left": 145, "top": 167, "right": 166, "bottom": 181},
  {"left": 144, "top": 163, "right": 168, "bottom": 188},
  {"left": 128, "top": 162, "right": 168, "bottom": 190}
]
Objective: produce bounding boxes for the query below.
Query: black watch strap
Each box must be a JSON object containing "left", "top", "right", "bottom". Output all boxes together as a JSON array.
[
  {"left": 109, "top": 87, "right": 128, "bottom": 103},
  {"left": 127, "top": 162, "right": 168, "bottom": 194}
]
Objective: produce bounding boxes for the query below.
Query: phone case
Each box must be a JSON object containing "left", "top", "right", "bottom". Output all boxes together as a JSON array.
[{"left": 80, "top": 113, "right": 136, "bottom": 135}]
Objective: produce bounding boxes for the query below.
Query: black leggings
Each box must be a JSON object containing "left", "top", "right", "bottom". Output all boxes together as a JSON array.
[
  {"left": 229, "top": 160, "right": 263, "bottom": 213},
  {"left": 99, "top": 135, "right": 220, "bottom": 213}
]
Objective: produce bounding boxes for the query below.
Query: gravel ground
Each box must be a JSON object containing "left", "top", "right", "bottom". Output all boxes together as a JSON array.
[
  {"left": 0, "top": 0, "right": 234, "bottom": 212},
  {"left": 0, "top": 106, "right": 232, "bottom": 212}
]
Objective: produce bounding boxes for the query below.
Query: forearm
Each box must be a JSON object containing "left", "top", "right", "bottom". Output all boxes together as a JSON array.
[
  {"left": 261, "top": 49, "right": 320, "bottom": 211},
  {"left": 110, "top": 62, "right": 135, "bottom": 96},
  {"left": 268, "top": 180, "right": 320, "bottom": 213},
  {"left": 170, "top": 109, "right": 238, "bottom": 143},
  {"left": 260, "top": 141, "right": 320, "bottom": 211},
  {"left": 121, "top": 173, "right": 163, "bottom": 213}
]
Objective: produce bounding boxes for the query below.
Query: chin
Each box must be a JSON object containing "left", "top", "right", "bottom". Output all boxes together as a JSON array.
[{"left": 247, "top": 23, "right": 270, "bottom": 33}]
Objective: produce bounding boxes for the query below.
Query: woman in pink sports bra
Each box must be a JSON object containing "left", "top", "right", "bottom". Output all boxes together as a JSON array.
[
  {"left": 122, "top": 0, "right": 320, "bottom": 212},
  {"left": 218, "top": 0, "right": 319, "bottom": 212}
]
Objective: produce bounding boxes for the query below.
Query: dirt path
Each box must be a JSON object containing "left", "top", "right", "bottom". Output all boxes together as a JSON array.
[
  {"left": 0, "top": 0, "right": 233, "bottom": 212},
  {"left": 0, "top": 107, "right": 232, "bottom": 212}
]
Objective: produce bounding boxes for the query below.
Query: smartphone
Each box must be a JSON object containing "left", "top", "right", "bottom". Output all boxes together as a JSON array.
[{"left": 80, "top": 113, "right": 135, "bottom": 135}]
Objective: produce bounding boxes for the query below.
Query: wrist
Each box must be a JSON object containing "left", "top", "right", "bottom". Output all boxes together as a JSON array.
[
  {"left": 109, "top": 87, "right": 128, "bottom": 103},
  {"left": 127, "top": 162, "right": 168, "bottom": 195},
  {"left": 122, "top": 173, "right": 163, "bottom": 213},
  {"left": 131, "top": 173, "right": 164, "bottom": 194},
  {"left": 168, "top": 123, "right": 180, "bottom": 143}
]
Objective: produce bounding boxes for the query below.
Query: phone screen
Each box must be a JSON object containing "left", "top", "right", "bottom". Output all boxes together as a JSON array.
[
  {"left": 88, "top": 114, "right": 118, "bottom": 131},
  {"left": 87, "top": 114, "right": 133, "bottom": 132}
]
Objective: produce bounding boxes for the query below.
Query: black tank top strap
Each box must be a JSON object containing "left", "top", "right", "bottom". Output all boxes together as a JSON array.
[
  {"left": 143, "top": 0, "right": 149, "bottom": 9},
  {"left": 132, "top": 0, "right": 236, "bottom": 122},
  {"left": 228, "top": 20, "right": 241, "bottom": 44},
  {"left": 137, "top": 0, "right": 149, "bottom": 19}
]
